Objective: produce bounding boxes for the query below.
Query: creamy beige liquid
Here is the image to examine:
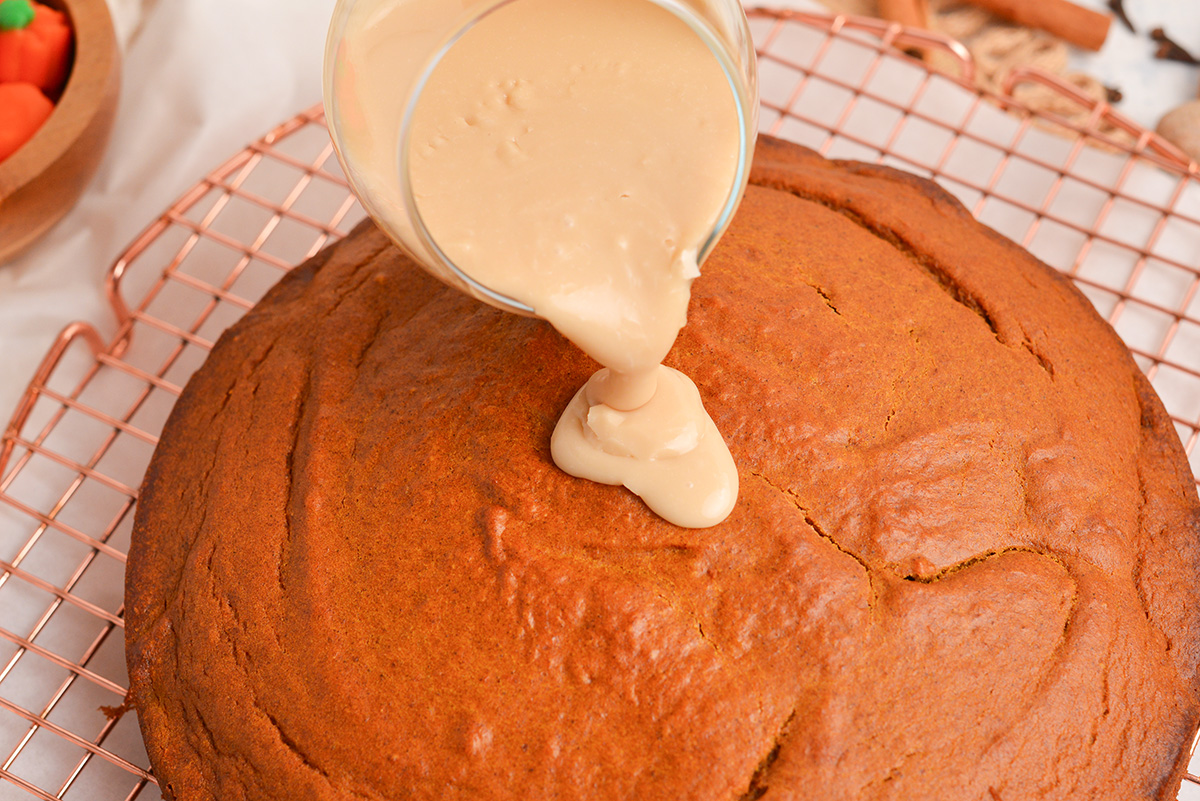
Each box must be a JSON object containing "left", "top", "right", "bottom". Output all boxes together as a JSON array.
[{"left": 332, "top": 0, "right": 741, "bottom": 527}]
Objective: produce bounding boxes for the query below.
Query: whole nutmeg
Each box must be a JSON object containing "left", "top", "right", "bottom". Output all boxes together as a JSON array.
[{"left": 1156, "top": 99, "right": 1200, "bottom": 164}]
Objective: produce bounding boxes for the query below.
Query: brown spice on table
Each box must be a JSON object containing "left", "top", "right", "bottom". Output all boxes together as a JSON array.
[
  {"left": 1106, "top": 0, "right": 1134, "bottom": 34},
  {"left": 810, "top": 0, "right": 1132, "bottom": 145},
  {"left": 1150, "top": 27, "right": 1200, "bottom": 65}
]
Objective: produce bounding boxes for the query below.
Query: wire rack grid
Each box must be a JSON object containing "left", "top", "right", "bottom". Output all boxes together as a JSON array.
[{"left": 1, "top": 9, "right": 1199, "bottom": 801}]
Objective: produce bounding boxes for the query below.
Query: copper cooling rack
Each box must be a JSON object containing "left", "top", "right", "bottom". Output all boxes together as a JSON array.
[{"left": 1, "top": 9, "right": 1199, "bottom": 801}]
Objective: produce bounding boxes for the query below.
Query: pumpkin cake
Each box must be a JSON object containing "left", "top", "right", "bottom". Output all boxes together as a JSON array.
[{"left": 124, "top": 137, "right": 1200, "bottom": 800}]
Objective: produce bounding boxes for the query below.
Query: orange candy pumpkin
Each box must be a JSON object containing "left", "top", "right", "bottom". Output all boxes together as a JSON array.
[
  {"left": 0, "top": 0, "right": 72, "bottom": 97},
  {"left": 0, "top": 81, "right": 54, "bottom": 161}
]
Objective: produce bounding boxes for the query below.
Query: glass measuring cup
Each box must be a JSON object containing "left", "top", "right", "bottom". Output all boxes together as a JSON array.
[{"left": 323, "top": 0, "right": 759, "bottom": 316}]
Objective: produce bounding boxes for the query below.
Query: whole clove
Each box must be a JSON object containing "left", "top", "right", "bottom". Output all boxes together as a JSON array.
[
  {"left": 1150, "top": 27, "right": 1200, "bottom": 65},
  {"left": 1106, "top": 0, "right": 1134, "bottom": 34}
]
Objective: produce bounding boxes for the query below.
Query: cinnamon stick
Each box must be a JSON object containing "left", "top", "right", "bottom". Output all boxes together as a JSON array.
[
  {"left": 961, "top": 0, "right": 1112, "bottom": 51},
  {"left": 879, "top": 0, "right": 930, "bottom": 31}
]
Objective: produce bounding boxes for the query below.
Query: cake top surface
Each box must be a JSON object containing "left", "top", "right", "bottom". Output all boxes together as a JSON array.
[{"left": 125, "top": 137, "right": 1200, "bottom": 801}]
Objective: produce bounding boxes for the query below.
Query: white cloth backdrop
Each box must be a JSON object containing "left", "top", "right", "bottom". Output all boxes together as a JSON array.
[
  {"left": 0, "top": 0, "right": 338, "bottom": 421},
  {"left": 0, "top": 0, "right": 1194, "bottom": 423}
]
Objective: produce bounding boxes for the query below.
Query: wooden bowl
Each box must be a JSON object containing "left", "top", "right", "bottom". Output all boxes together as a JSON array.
[{"left": 0, "top": 0, "right": 120, "bottom": 263}]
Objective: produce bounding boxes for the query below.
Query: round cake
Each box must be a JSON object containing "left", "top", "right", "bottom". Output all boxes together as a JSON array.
[{"left": 125, "top": 137, "right": 1200, "bottom": 800}]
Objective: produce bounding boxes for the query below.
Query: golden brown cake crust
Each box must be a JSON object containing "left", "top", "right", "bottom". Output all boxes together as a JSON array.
[{"left": 125, "top": 137, "right": 1200, "bottom": 801}]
